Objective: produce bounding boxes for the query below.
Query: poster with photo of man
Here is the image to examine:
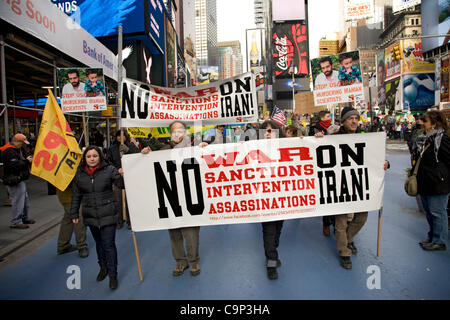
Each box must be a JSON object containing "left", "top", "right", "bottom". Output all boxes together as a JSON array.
[
  {"left": 58, "top": 68, "right": 107, "bottom": 113},
  {"left": 311, "top": 50, "right": 364, "bottom": 106}
]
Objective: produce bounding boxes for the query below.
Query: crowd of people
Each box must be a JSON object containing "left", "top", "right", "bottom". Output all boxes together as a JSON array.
[{"left": 1, "top": 107, "right": 449, "bottom": 290}]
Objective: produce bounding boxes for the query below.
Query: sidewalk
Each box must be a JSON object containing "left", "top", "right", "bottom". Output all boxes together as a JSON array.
[{"left": 0, "top": 176, "right": 62, "bottom": 260}]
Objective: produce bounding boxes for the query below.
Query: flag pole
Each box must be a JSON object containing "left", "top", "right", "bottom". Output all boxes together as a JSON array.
[{"left": 117, "top": 25, "right": 143, "bottom": 282}]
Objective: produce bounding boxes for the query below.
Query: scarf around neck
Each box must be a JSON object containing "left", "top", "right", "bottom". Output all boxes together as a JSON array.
[{"left": 415, "top": 128, "right": 445, "bottom": 162}]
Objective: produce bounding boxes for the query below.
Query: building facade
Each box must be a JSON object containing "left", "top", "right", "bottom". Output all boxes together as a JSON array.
[{"left": 194, "top": 0, "right": 218, "bottom": 66}]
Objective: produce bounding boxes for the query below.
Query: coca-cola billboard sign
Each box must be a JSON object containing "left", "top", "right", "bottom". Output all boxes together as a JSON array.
[{"left": 272, "top": 23, "right": 309, "bottom": 78}]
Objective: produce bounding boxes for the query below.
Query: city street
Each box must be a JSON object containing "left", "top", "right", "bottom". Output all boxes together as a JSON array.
[{"left": 0, "top": 144, "right": 449, "bottom": 300}]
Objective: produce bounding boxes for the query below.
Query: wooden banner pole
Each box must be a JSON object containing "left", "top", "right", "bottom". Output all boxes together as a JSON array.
[
  {"left": 133, "top": 232, "right": 144, "bottom": 281},
  {"left": 377, "top": 207, "right": 383, "bottom": 258}
]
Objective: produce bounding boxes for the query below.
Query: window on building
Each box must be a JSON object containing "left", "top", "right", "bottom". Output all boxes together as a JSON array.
[
  {"left": 416, "top": 18, "right": 419, "bottom": 25},
  {"left": 411, "top": 19, "right": 414, "bottom": 25}
]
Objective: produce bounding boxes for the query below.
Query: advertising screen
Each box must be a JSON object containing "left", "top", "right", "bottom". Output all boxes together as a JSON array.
[
  {"left": 51, "top": 0, "right": 146, "bottom": 37},
  {"left": 272, "top": 23, "right": 309, "bottom": 78},
  {"left": 272, "top": 0, "right": 305, "bottom": 21},
  {"left": 344, "top": 0, "right": 374, "bottom": 21},
  {"left": 403, "top": 73, "right": 436, "bottom": 110}
]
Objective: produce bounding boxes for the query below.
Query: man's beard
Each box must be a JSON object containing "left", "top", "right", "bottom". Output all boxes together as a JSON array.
[
  {"left": 71, "top": 81, "right": 80, "bottom": 87},
  {"left": 324, "top": 70, "right": 332, "bottom": 77}
]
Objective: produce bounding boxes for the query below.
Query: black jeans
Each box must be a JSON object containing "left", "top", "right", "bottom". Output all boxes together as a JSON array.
[
  {"left": 89, "top": 224, "right": 118, "bottom": 277},
  {"left": 323, "top": 215, "right": 335, "bottom": 227},
  {"left": 261, "top": 221, "right": 284, "bottom": 265}
]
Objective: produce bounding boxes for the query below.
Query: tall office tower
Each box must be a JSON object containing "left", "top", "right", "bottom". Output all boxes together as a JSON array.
[
  {"left": 218, "top": 46, "right": 234, "bottom": 80},
  {"left": 218, "top": 41, "right": 243, "bottom": 75},
  {"left": 194, "top": 0, "right": 218, "bottom": 66}
]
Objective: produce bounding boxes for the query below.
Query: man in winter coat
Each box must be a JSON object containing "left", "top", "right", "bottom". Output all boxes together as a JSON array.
[
  {"left": 1, "top": 134, "right": 35, "bottom": 229},
  {"left": 330, "top": 107, "right": 389, "bottom": 269}
]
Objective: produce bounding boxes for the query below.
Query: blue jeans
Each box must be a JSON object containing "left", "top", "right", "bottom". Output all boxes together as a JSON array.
[
  {"left": 89, "top": 224, "right": 118, "bottom": 277},
  {"left": 420, "top": 194, "right": 449, "bottom": 245},
  {"left": 7, "top": 181, "right": 30, "bottom": 227}
]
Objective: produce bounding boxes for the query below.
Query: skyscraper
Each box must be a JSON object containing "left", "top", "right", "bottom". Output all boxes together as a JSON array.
[
  {"left": 218, "top": 41, "right": 243, "bottom": 79},
  {"left": 194, "top": 0, "right": 218, "bottom": 66}
]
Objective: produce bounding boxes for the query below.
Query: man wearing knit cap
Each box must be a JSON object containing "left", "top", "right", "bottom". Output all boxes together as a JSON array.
[{"left": 331, "top": 106, "right": 389, "bottom": 269}]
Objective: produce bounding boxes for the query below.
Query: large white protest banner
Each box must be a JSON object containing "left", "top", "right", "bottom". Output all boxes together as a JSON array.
[
  {"left": 120, "top": 72, "right": 258, "bottom": 127},
  {"left": 122, "top": 132, "right": 386, "bottom": 232}
]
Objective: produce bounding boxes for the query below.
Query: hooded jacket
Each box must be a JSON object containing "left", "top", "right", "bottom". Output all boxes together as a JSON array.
[
  {"left": 70, "top": 161, "right": 124, "bottom": 228},
  {"left": 415, "top": 133, "right": 450, "bottom": 195}
]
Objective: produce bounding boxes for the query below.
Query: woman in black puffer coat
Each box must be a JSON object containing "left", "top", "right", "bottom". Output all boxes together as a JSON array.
[
  {"left": 70, "top": 146, "right": 124, "bottom": 290},
  {"left": 412, "top": 111, "right": 450, "bottom": 251}
]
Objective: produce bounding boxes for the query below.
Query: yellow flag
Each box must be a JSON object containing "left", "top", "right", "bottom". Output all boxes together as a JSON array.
[{"left": 31, "top": 90, "right": 82, "bottom": 191}]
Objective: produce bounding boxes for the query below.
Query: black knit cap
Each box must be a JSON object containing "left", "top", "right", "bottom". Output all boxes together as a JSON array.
[{"left": 340, "top": 106, "right": 359, "bottom": 123}]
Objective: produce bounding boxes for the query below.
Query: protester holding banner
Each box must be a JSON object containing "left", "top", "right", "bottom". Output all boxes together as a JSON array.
[
  {"left": 308, "top": 110, "right": 336, "bottom": 237},
  {"left": 325, "top": 107, "right": 389, "bottom": 269},
  {"left": 258, "top": 120, "right": 285, "bottom": 280},
  {"left": 413, "top": 111, "right": 450, "bottom": 251},
  {"left": 1, "top": 134, "right": 35, "bottom": 229},
  {"left": 70, "top": 146, "right": 124, "bottom": 290},
  {"left": 141, "top": 121, "right": 208, "bottom": 277},
  {"left": 105, "top": 130, "right": 139, "bottom": 230}
]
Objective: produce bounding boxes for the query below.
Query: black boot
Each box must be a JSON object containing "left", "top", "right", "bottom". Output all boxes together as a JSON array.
[
  {"left": 267, "top": 267, "right": 278, "bottom": 280},
  {"left": 109, "top": 276, "right": 118, "bottom": 290},
  {"left": 340, "top": 256, "right": 352, "bottom": 270},
  {"left": 96, "top": 267, "right": 108, "bottom": 282}
]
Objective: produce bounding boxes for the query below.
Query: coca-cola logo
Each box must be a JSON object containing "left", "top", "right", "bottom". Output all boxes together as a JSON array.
[{"left": 275, "top": 37, "right": 288, "bottom": 71}]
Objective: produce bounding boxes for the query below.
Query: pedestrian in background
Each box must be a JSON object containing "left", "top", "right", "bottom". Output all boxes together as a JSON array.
[
  {"left": 56, "top": 177, "right": 88, "bottom": 258},
  {"left": 70, "top": 146, "right": 124, "bottom": 290},
  {"left": 1, "top": 134, "right": 35, "bottom": 229},
  {"left": 413, "top": 110, "right": 450, "bottom": 251}
]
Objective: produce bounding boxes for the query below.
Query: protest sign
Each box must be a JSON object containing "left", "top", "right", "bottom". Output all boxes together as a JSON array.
[
  {"left": 31, "top": 90, "right": 82, "bottom": 191},
  {"left": 120, "top": 72, "right": 258, "bottom": 127},
  {"left": 122, "top": 132, "right": 386, "bottom": 232},
  {"left": 58, "top": 68, "right": 107, "bottom": 113},
  {"left": 311, "top": 51, "right": 364, "bottom": 106}
]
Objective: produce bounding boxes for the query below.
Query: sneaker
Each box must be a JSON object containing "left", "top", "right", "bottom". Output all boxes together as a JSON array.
[
  {"left": 173, "top": 264, "right": 189, "bottom": 276},
  {"left": 10, "top": 224, "right": 29, "bottom": 229},
  {"left": 347, "top": 242, "right": 357, "bottom": 254},
  {"left": 78, "top": 247, "right": 89, "bottom": 258},
  {"left": 189, "top": 263, "right": 201, "bottom": 276},
  {"left": 267, "top": 267, "right": 278, "bottom": 280},
  {"left": 323, "top": 225, "right": 330, "bottom": 237},
  {"left": 22, "top": 219, "right": 36, "bottom": 224},
  {"left": 340, "top": 256, "right": 352, "bottom": 269},
  {"left": 97, "top": 267, "right": 108, "bottom": 282},
  {"left": 421, "top": 243, "right": 446, "bottom": 251},
  {"left": 57, "top": 244, "right": 77, "bottom": 255},
  {"left": 109, "top": 276, "right": 118, "bottom": 290}
]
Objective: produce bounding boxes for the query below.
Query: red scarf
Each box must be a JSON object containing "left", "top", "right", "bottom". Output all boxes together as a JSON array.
[
  {"left": 85, "top": 164, "right": 100, "bottom": 178},
  {"left": 319, "top": 119, "right": 332, "bottom": 131}
]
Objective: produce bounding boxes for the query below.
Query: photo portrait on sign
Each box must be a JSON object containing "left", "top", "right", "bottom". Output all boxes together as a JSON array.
[
  {"left": 311, "top": 51, "right": 364, "bottom": 106},
  {"left": 58, "top": 68, "right": 107, "bottom": 113}
]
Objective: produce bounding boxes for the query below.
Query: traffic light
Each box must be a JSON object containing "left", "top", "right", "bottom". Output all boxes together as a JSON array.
[{"left": 391, "top": 45, "right": 402, "bottom": 61}]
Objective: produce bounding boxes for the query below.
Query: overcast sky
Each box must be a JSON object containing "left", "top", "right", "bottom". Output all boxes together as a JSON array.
[{"left": 217, "top": 0, "right": 342, "bottom": 69}]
